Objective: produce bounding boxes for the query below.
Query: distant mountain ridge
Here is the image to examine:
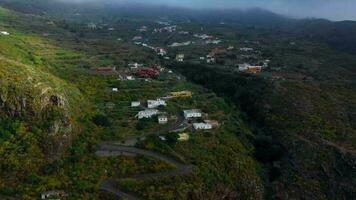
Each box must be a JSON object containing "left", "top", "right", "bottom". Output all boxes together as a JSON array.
[{"left": 1, "top": 0, "right": 356, "bottom": 54}]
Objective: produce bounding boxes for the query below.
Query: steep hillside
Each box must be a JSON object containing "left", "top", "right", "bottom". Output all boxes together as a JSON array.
[
  {"left": 0, "top": 6, "right": 95, "bottom": 198},
  {"left": 171, "top": 63, "right": 356, "bottom": 199}
]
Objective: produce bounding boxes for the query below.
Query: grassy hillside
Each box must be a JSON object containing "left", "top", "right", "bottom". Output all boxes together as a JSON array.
[{"left": 0, "top": 5, "right": 265, "bottom": 200}]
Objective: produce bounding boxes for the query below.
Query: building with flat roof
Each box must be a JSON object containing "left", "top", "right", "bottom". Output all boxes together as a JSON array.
[
  {"left": 183, "top": 109, "right": 202, "bottom": 119},
  {"left": 193, "top": 123, "right": 212, "bottom": 130}
]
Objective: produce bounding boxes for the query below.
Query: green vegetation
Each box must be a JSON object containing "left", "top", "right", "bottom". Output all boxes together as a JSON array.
[{"left": 1, "top": 1, "right": 356, "bottom": 199}]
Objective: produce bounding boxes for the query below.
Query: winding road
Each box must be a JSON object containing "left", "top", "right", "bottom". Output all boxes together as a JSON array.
[{"left": 96, "top": 143, "right": 193, "bottom": 200}]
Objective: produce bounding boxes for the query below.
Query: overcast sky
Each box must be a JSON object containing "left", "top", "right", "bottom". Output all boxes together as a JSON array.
[{"left": 60, "top": 0, "right": 356, "bottom": 21}]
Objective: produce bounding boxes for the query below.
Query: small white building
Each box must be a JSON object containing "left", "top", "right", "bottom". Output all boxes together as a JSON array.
[
  {"left": 238, "top": 63, "right": 251, "bottom": 71},
  {"left": 132, "top": 36, "right": 143, "bottom": 41},
  {"left": 126, "top": 76, "right": 135, "bottom": 80},
  {"left": 159, "top": 136, "right": 167, "bottom": 141},
  {"left": 206, "top": 57, "right": 215, "bottom": 64},
  {"left": 193, "top": 123, "right": 212, "bottom": 130},
  {"left": 41, "top": 190, "right": 66, "bottom": 199},
  {"left": 112, "top": 88, "right": 119, "bottom": 92},
  {"left": 156, "top": 48, "right": 167, "bottom": 56},
  {"left": 158, "top": 115, "right": 168, "bottom": 124},
  {"left": 183, "top": 109, "right": 202, "bottom": 119},
  {"left": 240, "top": 47, "right": 254, "bottom": 51},
  {"left": 128, "top": 63, "right": 143, "bottom": 68},
  {"left": 176, "top": 54, "right": 185, "bottom": 62},
  {"left": 0, "top": 31, "right": 10, "bottom": 35},
  {"left": 147, "top": 99, "right": 167, "bottom": 109},
  {"left": 131, "top": 101, "right": 141, "bottom": 107},
  {"left": 136, "top": 109, "right": 158, "bottom": 119}
]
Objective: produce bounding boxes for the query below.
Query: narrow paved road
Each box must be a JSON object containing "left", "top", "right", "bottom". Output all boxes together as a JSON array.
[{"left": 96, "top": 143, "right": 193, "bottom": 200}]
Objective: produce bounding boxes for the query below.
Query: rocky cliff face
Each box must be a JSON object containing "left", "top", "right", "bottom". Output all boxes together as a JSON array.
[{"left": 0, "top": 56, "right": 83, "bottom": 158}]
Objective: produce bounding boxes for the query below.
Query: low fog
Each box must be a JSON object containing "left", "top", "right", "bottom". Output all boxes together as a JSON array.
[{"left": 56, "top": 0, "right": 356, "bottom": 21}]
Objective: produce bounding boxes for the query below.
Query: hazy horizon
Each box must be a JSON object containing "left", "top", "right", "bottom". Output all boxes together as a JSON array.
[{"left": 54, "top": 0, "right": 356, "bottom": 21}]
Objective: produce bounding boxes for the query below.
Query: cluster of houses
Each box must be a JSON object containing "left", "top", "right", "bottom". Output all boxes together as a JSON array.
[
  {"left": 130, "top": 90, "right": 217, "bottom": 131},
  {"left": 183, "top": 109, "right": 219, "bottom": 130},
  {"left": 133, "top": 105, "right": 219, "bottom": 130},
  {"left": 133, "top": 98, "right": 168, "bottom": 125}
]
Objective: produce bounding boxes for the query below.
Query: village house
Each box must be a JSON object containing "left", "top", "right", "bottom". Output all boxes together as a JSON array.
[
  {"left": 96, "top": 66, "right": 116, "bottom": 72},
  {"left": 205, "top": 39, "right": 222, "bottom": 44},
  {"left": 193, "top": 123, "right": 213, "bottom": 130},
  {"left": 158, "top": 115, "right": 168, "bottom": 124},
  {"left": 112, "top": 88, "right": 118, "bottom": 92},
  {"left": 132, "top": 36, "right": 143, "bottom": 41},
  {"left": 87, "top": 22, "right": 97, "bottom": 29},
  {"left": 204, "top": 120, "right": 220, "bottom": 128},
  {"left": 179, "top": 31, "right": 189, "bottom": 35},
  {"left": 155, "top": 48, "right": 167, "bottom": 56},
  {"left": 136, "top": 109, "right": 159, "bottom": 119},
  {"left": 176, "top": 54, "right": 185, "bottom": 62},
  {"left": 170, "top": 91, "right": 193, "bottom": 98},
  {"left": 41, "top": 190, "right": 67, "bottom": 200},
  {"left": 131, "top": 101, "right": 141, "bottom": 107},
  {"left": 170, "top": 41, "right": 192, "bottom": 47},
  {"left": 238, "top": 63, "right": 262, "bottom": 74},
  {"left": 183, "top": 109, "right": 202, "bottom": 119},
  {"left": 194, "top": 34, "right": 214, "bottom": 40},
  {"left": 159, "top": 136, "right": 167, "bottom": 141},
  {"left": 178, "top": 133, "right": 190, "bottom": 141},
  {"left": 0, "top": 31, "right": 10, "bottom": 35},
  {"left": 206, "top": 57, "right": 215, "bottom": 64},
  {"left": 128, "top": 63, "right": 144, "bottom": 69},
  {"left": 147, "top": 99, "right": 167, "bottom": 108},
  {"left": 240, "top": 47, "right": 254, "bottom": 51},
  {"left": 138, "top": 26, "right": 147, "bottom": 32},
  {"left": 126, "top": 76, "right": 135, "bottom": 80}
]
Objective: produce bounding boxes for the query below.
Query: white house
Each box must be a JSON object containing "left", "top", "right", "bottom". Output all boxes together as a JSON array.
[
  {"left": 128, "top": 63, "right": 143, "bottom": 69},
  {"left": 131, "top": 101, "right": 141, "bottom": 107},
  {"left": 126, "top": 76, "right": 135, "bottom": 80},
  {"left": 132, "top": 36, "right": 143, "bottom": 41},
  {"left": 147, "top": 99, "right": 166, "bottom": 109},
  {"left": 240, "top": 47, "right": 254, "bottom": 51},
  {"left": 176, "top": 54, "right": 185, "bottom": 62},
  {"left": 0, "top": 31, "right": 10, "bottom": 35},
  {"left": 238, "top": 63, "right": 251, "bottom": 71},
  {"left": 112, "top": 88, "right": 118, "bottom": 92},
  {"left": 136, "top": 109, "right": 158, "bottom": 119},
  {"left": 193, "top": 123, "right": 212, "bottom": 130},
  {"left": 183, "top": 109, "right": 202, "bottom": 119},
  {"left": 158, "top": 115, "right": 168, "bottom": 124},
  {"left": 206, "top": 57, "right": 215, "bottom": 64},
  {"left": 156, "top": 48, "right": 167, "bottom": 56}
]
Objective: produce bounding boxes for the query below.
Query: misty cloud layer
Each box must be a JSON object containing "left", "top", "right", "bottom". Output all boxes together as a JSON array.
[{"left": 56, "top": 0, "right": 356, "bottom": 21}]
